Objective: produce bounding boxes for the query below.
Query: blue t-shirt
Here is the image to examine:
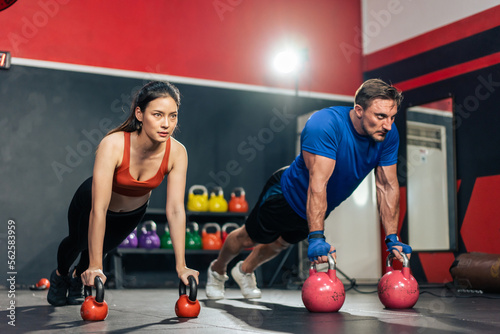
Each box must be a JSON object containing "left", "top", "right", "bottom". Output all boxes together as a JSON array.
[{"left": 281, "top": 106, "right": 399, "bottom": 219}]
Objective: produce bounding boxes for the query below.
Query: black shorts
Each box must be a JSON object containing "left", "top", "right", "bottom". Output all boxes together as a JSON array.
[{"left": 245, "top": 167, "right": 309, "bottom": 244}]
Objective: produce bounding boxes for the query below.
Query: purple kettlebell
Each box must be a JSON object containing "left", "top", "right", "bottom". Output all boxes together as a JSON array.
[
  {"left": 139, "top": 221, "right": 161, "bottom": 249},
  {"left": 119, "top": 228, "right": 138, "bottom": 248}
]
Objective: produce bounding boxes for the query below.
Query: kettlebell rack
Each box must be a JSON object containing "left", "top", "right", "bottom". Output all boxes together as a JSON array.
[{"left": 109, "top": 209, "right": 250, "bottom": 289}]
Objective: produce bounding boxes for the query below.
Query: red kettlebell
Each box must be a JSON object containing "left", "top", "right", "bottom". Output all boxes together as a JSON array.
[
  {"left": 201, "top": 223, "right": 222, "bottom": 250},
  {"left": 81, "top": 276, "right": 108, "bottom": 321},
  {"left": 378, "top": 251, "right": 419, "bottom": 309},
  {"left": 228, "top": 187, "right": 249, "bottom": 213},
  {"left": 221, "top": 222, "right": 240, "bottom": 244},
  {"left": 29, "top": 278, "right": 50, "bottom": 290},
  {"left": 175, "top": 275, "right": 201, "bottom": 318},
  {"left": 302, "top": 254, "right": 345, "bottom": 313}
]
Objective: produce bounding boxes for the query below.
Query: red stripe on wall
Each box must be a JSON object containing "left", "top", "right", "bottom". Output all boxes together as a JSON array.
[
  {"left": 461, "top": 175, "right": 500, "bottom": 254},
  {"left": 418, "top": 253, "right": 454, "bottom": 283},
  {"left": 419, "top": 98, "right": 453, "bottom": 113},
  {"left": 364, "top": 5, "right": 500, "bottom": 72},
  {"left": 394, "top": 52, "right": 500, "bottom": 92}
]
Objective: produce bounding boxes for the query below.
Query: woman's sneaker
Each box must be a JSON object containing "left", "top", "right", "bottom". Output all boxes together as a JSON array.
[
  {"left": 67, "top": 274, "right": 84, "bottom": 305},
  {"left": 231, "top": 261, "right": 261, "bottom": 299},
  {"left": 47, "top": 269, "right": 69, "bottom": 306}
]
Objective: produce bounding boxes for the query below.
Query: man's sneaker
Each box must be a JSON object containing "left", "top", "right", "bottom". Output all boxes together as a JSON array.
[
  {"left": 206, "top": 260, "right": 229, "bottom": 300},
  {"left": 231, "top": 261, "right": 261, "bottom": 299},
  {"left": 47, "top": 269, "right": 69, "bottom": 306},
  {"left": 67, "top": 274, "right": 84, "bottom": 305}
]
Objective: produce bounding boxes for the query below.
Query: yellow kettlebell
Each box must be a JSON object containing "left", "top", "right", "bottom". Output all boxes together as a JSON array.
[
  {"left": 187, "top": 185, "right": 209, "bottom": 212},
  {"left": 208, "top": 186, "right": 228, "bottom": 212}
]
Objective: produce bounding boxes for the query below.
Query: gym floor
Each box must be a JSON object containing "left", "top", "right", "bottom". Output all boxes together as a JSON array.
[{"left": 1, "top": 285, "right": 499, "bottom": 333}]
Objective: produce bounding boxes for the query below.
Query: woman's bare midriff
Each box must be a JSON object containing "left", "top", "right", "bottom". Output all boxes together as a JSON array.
[{"left": 107, "top": 191, "right": 151, "bottom": 213}]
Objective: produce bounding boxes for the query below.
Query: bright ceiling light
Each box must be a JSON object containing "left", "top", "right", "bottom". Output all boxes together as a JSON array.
[{"left": 273, "top": 50, "right": 300, "bottom": 74}]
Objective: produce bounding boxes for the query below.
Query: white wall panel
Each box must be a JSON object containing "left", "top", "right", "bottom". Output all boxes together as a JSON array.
[
  {"left": 324, "top": 171, "right": 381, "bottom": 281},
  {"left": 362, "top": 0, "right": 500, "bottom": 54}
]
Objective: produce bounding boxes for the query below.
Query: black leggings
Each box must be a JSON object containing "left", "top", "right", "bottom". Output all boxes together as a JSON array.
[{"left": 57, "top": 177, "right": 147, "bottom": 277}]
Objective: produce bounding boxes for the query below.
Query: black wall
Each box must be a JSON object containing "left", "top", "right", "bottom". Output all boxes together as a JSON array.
[
  {"left": 367, "top": 54, "right": 500, "bottom": 281},
  {"left": 0, "top": 65, "right": 345, "bottom": 285},
  {"left": 399, "top": 64, "right": 500, "bottom": 254}
]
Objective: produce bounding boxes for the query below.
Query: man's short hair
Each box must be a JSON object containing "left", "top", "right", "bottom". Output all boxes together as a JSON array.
[{"left": 355, "top": 79, "right": 403, "bottom": 110}]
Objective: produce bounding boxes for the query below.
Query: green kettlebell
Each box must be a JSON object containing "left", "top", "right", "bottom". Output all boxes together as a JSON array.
[
  {"left": 185, "top": 225, "right": 198, "bottom": 250},
  {"left": 190, "top": 222, "right": 202, "bottom": 249},
  {"left": 160, "top": 225, "right": 173, "bottom": 249}
]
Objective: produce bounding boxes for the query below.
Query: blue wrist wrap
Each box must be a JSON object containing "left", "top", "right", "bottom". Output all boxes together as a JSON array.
[
  {"left": 385, "top": 234, "right": 412, "bottom": 254},
  {"left": 307, "top": 231, "right": 334, "bottom": 261}
]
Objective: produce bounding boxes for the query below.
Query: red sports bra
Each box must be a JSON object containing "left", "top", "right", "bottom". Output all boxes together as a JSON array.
[{"left": 112, "top": 132, "right": 171, "bottom": 197}]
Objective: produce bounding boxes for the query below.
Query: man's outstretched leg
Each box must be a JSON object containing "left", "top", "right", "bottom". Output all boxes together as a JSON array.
[
  {"left": 206, "top": 226, "right": 255, "bottom": 299},
  {"left": 231, "top": 237, "right": 290, "bottom": 298},
  {"left": 205, "top": 167, "right": 304, "bottom": 299}
]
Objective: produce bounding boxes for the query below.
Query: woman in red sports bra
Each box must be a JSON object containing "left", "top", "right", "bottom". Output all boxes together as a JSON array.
[{"left": 47, "top": 81, "right": 199, "bottom": 306}]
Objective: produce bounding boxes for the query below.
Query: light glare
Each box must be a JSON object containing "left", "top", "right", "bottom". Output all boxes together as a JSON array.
[{"left": 274, "top": 50, "right": 299, "bottom": 74}]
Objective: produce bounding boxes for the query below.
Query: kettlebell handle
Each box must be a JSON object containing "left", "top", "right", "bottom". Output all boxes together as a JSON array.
[
  {"left": 178, "top": 275, "right": 197, "bottom": 302},
  {"left": 84, "top": 276, "right": 105, "bottom": 303},
  {"left": 141, "top": 220, "right": 157, "bottom": 234},
  {"left": 202, "top": 222, "right": 221, "bottom": 233},
  {"left": 231, "top": 187, "right": 246, "bottom": 196},
  {"left": 188, "top": 221, "right": 200, "bottom": 231},
  {"left": 210, "top": 186, "right": 223, "bottom": 196},
  {"left": 188, "top": 185, "right": 208, "bottom": 195},
  {"left": 310, "top": 253, "right": 337, "bottom": 271},
  {"left": 386, "top": 250, "right": 410, "bottom": 268},
  {"left": 222, "top": 222, "right": 240, "bottom": 233}
]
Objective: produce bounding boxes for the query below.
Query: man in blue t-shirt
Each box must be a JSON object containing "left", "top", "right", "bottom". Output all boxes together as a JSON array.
[{"left": 206, "top": 79, "right": 412, "bottom": 300}]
